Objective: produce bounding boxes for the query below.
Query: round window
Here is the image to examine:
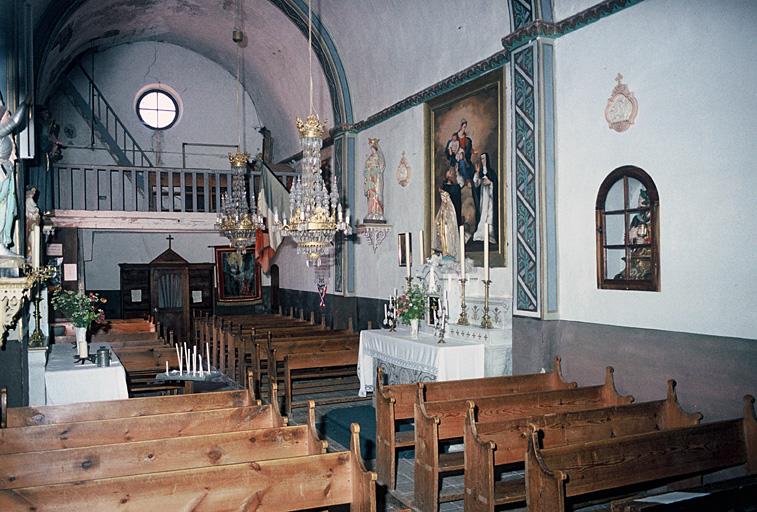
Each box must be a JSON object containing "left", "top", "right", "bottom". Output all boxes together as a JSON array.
[{"left": 136, "top": 89, "right": 179, "bottom": 129}]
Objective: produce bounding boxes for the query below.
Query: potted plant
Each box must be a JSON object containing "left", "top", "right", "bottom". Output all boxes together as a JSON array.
[
  {"left": 396, "top": 283, "right": 427, "bottom": 338},
  {"left": 51, "top": 289, "right": 106, "bottom": 358}
]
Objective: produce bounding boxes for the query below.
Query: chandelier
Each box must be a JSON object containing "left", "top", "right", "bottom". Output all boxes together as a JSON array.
[
  {"left": 216, "top": 152, "right": 264, "bottom": 253},
  {"left": 215, "top": 0, "right": 264, "bottom": 253},
  {"left": 272, "top": 0, "right": 351, "bottom": 266}
]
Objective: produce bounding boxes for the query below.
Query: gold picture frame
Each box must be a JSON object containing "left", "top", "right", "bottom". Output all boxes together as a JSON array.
[{"left": 424, "top": 69, "right": 507, "bottom": 267}]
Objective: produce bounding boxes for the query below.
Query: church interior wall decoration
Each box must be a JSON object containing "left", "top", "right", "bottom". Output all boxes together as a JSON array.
[
  {"left": 214, "top": 246, "right": 262, "bottom": 303},
  {"left": 425, "top": 70, "right": 506, "bottom": 267}
]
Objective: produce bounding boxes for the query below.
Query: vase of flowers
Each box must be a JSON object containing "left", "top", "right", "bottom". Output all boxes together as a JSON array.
[
  {"left": 396, "top": 283, "right": 427, "bottom": 338},
  {"left": 51, "top": 290, "right": 106, "bottom": 358}
]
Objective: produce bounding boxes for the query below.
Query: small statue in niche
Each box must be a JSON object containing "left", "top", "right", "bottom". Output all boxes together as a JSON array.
[
  {"left": 363, "top": 138, "right": 385, "bottom": 222},
  {"left": 0, "top": 91, "right": 29, "bottom": 257},
  {"left": 25, "top": 187, "right": 40, "bottom": 258},
  {"left": 614, "top": 188, "right": 652, "bottom": 280}
]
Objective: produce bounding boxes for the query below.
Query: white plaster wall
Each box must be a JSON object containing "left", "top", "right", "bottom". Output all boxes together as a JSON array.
[
  {"left": 51, "top": 41, "right": 263, "bottom": 170},
  {"left": 552, "top": 0, "right": 605, "bottom": 21},
  {"left": 320, "top": 1, "right": 509, "bottom": 121},
  {"left": 554, "top": 0, "right": 757, "bottom": 340},
  {"left": 82, "top": 230, "right": 270, "bottom": 290}
]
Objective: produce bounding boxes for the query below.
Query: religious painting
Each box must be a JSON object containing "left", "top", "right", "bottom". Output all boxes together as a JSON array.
[
  {"left": 425, "top": 70, "right": 506, "bottom": 267},
  {"left": 214, "top": 247, "right": 262, "bottom": 303}
]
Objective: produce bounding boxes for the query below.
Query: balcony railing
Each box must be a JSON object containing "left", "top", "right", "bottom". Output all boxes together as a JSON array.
[{"left": 52, "top": 164, "right": 297, "bottom": 214}]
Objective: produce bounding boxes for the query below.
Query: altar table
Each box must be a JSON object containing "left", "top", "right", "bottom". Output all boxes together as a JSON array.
[
  {"left": 44, "top": 343, "right": 129, "bottom": 405},
  {"left": 357, "top": 327, "right": 485, "bottom": 396}
]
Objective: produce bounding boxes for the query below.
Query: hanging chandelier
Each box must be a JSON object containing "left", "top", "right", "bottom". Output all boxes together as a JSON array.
[
  {"left": 216, "top": 152, "right": 264, "bottom": 253},
  {"left": 215, "top": 0, "right": 265, "bottom": 253},
  {"left": 272, "top": 0, "right": 351, "bottom": 266}
]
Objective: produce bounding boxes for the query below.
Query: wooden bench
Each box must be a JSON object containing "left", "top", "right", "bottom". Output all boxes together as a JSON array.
[
  {"left": 0, "top": 423, "right": 376, "bottom": 512},
  {"left": 414, "top": 366, "right": 633, "bottom": 512},
  {"left": 0, "top": 400, "right": 322, "bottom": 489},
  {"left": 1, "top": 370, "right": 258, "bottom": 427},
  {"left": 375, "top": 357, "right": 576, "bottom": 490},
  {"left": 463, "top": 379, "right": 702, "bottom": 511},
  {"left": 525, "top": 395, "right": 757, "bottom": 512}
]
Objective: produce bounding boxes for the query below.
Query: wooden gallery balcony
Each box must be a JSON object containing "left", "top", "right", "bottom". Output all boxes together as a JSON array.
[{"left": 47, "top": 164, "right": 295, "bottom": 232}]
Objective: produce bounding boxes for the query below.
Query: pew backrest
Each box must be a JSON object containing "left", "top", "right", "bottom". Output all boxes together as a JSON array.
[{"left": 525, "top": 395, "right": 757, "bottom": 512}]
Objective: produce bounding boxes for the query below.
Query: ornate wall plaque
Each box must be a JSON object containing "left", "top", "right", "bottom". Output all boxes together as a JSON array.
[
  {"left": 395, "top": 151, "right": 411, "bottom": 187},
  {"left": 605, "top": 73, "right": 638, "bottom": 132}
]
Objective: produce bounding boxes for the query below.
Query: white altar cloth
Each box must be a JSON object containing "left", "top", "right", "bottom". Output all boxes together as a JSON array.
[
  {"left": 358, "top": 327, "right": 485, "bottom": 396},
  {"left": 45, "top": 343, "right": 129, "bottom": 405}
]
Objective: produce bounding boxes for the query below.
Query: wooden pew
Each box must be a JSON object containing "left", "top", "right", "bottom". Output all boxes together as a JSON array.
[
  {"left": 413, "top": 366, "right": 633, "bottom": 512},
  {"left": 525, "top": 395, "right": 757, "bottom": 512},
  {"left": 2, "top": 369, "right": 258, "bottom": 427},
  {"left": 0, "top": 400, "right": 322, "bottom": 489},
  {"left": 375, "top": 357, "right": 576, "bottom": 490},
  {"left": 0, "top": 423, "right": 377, "bottom": 512},
  {"left": 463, "top": 380, "right": 702, "bottom": 511},
  {"left": 0, "top": 380, "right": 285, "bottom": 455}
]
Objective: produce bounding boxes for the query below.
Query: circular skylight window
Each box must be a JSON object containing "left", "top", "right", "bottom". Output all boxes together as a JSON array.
[{"left": 136, "top": 89, "right": 179, "bottom": 129}]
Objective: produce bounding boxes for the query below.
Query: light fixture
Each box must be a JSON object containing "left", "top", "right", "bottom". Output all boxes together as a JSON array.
[
  {"left": 215, "top": 0, "right": 264, "bottom": 253},
  {"left": 272, "top": 0, "right": 351, "bottom": 266}
]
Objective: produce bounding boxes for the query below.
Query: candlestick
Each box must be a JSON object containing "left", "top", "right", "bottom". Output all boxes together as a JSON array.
[
  {"left": 459, "top": 226, "right": 465, "bottom": 279},
  {"left": 458, "top": 277, "right": 469, "bottom": 325},
  {"left": 480, "top": 279, "right": 493, "bottom": 329},
  {"left": 419, "top": 230, "right": 425, "bottom": 264},
  {"left": 483, "top": 223, "right": 489, "bottom": 281},
  {"left": 405, "top": 233, "right": 412, "bottom": 278}
]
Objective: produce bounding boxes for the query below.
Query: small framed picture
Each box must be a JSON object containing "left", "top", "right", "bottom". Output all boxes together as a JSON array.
[{"left": 398, "top": 232, "right": 412, "bottom": 267}]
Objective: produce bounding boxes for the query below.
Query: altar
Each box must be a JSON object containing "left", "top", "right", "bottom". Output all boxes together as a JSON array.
[
  {"left": 44, "top": 343, "right": 129, "bottom": 405},
  {"left": 357, "top": 327, "right": 486, "bottom": 396}
]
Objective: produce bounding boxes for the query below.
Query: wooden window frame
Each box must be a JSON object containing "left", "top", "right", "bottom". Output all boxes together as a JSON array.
[{"left": 595, "top": 165, "right": 660, "bottom": 291}]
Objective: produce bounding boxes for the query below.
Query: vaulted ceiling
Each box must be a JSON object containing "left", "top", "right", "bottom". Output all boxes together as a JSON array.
[{"left": 31, "top": 0, "right": 513, "bottom": 158}]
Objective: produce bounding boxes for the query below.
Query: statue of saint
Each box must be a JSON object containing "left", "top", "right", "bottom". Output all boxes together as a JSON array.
[
  {"left": 363, "top": 138, "right": 385, "bottom": 222},
  {"left": 0, "top": 92, "right": 29, "bottom": 257},
  {"left": 431, "top": 190, "right": 459, "bottom": 260}
]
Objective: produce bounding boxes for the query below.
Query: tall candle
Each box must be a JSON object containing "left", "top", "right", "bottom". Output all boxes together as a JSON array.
[
  {"left": 166, "top": 360, "right": 169, "bottom": 375},
  {"left": 178, "top": 346, "right": 183, "bottom": 375},
  {"left": 459, "top": 226, "right": 466, "bottom": 279},
  {"left": 483, "top": 223, "right": 489, "bottom": 281},
  {"left": 206, "top": 342, "right": 211, "bottom": 371},
  {"left": 193, "top": 345, "right": 197, "bottom": 374},
  {"left": 175, "top": 345, "right": 181, "bottom": 374},
  {"left": 199, "top": 354, "right": 203, "bottom": 377},
  {"left": 32, "top": 225, "right": 40, "bottom": 268},
  {"left": 405, "top": 233, "right": 412, "bottom": 278},
  {"left": 418, "top": 230, "right": 425, "bottom": 264}
]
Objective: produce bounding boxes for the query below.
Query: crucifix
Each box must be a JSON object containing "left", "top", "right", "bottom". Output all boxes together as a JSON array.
[{"left": 167, "top": 234, "right": 174, "bottom": 249}]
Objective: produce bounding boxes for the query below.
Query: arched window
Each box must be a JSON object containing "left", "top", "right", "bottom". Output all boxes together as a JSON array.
[
  {"left": 596, "top": 166, "right": 659, "bottom": 291},
  {"left": 136, "top": 89, "right": 179, "bottom": 130}
]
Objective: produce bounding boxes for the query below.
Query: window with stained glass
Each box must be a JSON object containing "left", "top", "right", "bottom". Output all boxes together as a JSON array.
[{"left": 596, "top": 166, "right": 659, "bottom": 291}]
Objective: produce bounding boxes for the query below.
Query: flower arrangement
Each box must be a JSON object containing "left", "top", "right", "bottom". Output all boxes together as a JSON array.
[
  {"left": 395, "top": 283, "right": 427, "bottom": 324},
  {"left": 50, "top": 289, "right": 106, "bottom": 328}
]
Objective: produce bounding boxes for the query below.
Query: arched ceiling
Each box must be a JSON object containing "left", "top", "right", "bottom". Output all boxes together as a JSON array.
[
  {"left": 33, "top": 0, "right": 336, "bottom": 160},
  {"left": 32, "top": 0, "right": 518, "bottom": 158}
]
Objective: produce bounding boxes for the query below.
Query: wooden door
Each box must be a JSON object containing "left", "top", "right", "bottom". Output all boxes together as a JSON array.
[{"left": 150, "top": 266, "right": 189, "bottom": 342}]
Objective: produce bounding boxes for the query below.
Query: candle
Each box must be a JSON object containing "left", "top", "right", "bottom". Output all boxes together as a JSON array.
[
  {"left": 384, "top": 303, "right": 388, "bottom": 323},
  {"left": 459, "top": 226, "right": 466, "bottom": 279},
  {"left": 178, "top": 346, "right": 183, "bottom": 375},
  {"left": 206, "top": 342, "right": 211, "bottom": 371},
  {"left": 405, "top": 233, "right": 412, "bottom": 278},
  {"left": 199, "top": 354, "right": 204, "bottom": 377},
  {"left": 418, "top": 230, "right": 425, "bottom": 264},
  {"left": 32, "top": 225, "right": 40, "bottom": 268},
  {"left": 193, "top": 345, "right": 197, "bottom": 375},
  {"left": 483, "top": 222, "right": 489, "bottom": 281},
  {"left": 165, "top": 360, "right": 169, "bottom": 375},
  {"left": 175, "top": 345, "right": 181, "bottom": 374}
]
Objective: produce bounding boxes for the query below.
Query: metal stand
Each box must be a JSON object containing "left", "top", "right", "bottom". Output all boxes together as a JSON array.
[
  {"left": 27, "top": 266, "right": 56, "bottom": 348},
  {"left": 457, "top": 278, "right": 469, "bottom": 325},
  {"left": 480, "top": 279, "right": 493, "bottom": 329},
  {"left": 405, "top": 276, "right": 414, "bottom": 289},
  {"left": 435, "top": 304, "right": 448, "bottom": 344}
]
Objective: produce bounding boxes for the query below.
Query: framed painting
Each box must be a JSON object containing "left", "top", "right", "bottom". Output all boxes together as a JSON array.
[
  {"left": 424, "top": 70, "right": 506, "bottom": 267},
  {"left": 214, "top": 247, "right": 262, "bottom": 303},
  {"left": 397, "top": 232, "right": 412, "bottom": 267}
]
